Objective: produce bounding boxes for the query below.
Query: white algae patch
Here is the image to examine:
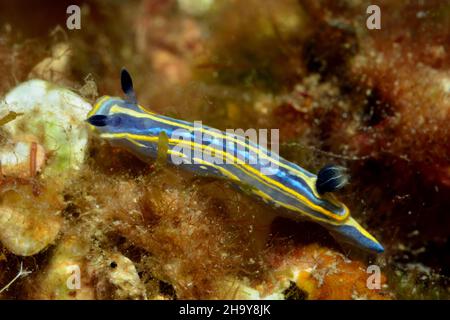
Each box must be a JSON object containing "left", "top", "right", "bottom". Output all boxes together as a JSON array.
[
  {"left": 0, "top": 80, "right": 92, "bottom": 256},
  {"left": 1, "top": 79, "right": 91, "bottom": 178}
]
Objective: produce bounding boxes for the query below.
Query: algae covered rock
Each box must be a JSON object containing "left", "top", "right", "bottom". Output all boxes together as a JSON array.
[
  {"left": 0, "top": 185, "right": 63, "bottom": 256},
  {"left": 31, "top": 235, "right": 147, "bottom": 300},
  {"left": 1, "top": 79, "right": 91, "bottom": 182},
  {"left": 31, "top": 235, "right": 95, "bottom": 300},
  {"left": 0, "top": 80, "right": 92, "bottom": 256}
]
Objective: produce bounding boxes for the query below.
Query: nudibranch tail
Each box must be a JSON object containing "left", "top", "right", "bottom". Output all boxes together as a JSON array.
[{"left": 327, "top": 217, "right": 384, "bottom": 253}]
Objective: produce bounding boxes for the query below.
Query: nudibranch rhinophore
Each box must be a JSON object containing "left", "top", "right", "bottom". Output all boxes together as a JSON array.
[{"left": 86, "top": 69, "right": 384, "bottom": 253}]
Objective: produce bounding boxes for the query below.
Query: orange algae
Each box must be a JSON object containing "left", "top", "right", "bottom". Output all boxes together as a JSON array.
[{"left": 266, "top": 244, "right": 391, "bottom": 300}]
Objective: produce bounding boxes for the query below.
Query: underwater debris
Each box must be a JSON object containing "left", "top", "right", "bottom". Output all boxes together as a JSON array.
[
  {"left": 0, "top": 262, "right": 32, "bottom": 295},
  {"left": 0, "top": 111, "right": 23, "bottom": 126},
  {"left": 0, "top": 138, "right": 46, "bottom": 178}
]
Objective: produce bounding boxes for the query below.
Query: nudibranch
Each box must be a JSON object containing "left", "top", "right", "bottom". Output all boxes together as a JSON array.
[{"left": 86, "top": 69, "right": 384, "bottom": 253}]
